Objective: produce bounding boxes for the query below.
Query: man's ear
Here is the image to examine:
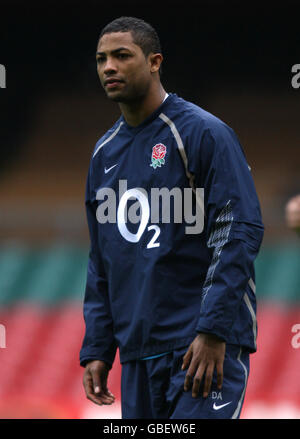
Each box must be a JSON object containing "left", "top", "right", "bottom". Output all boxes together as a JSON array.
[{"left": 149, "top": 53, "right": 163, "bottom": 73}]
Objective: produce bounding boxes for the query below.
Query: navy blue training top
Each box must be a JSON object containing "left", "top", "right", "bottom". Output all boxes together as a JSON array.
[{"left": 79, "top": 93, "right": 264, "bottom": 367}]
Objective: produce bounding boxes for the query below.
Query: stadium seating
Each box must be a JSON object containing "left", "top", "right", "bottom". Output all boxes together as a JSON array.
[{"left": 0, "top": 243, "right": 299, "bottom": 418}]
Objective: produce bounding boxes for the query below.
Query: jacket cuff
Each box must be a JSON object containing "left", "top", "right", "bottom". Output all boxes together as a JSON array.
[
  {"left": 79, "top": 346, "right": 117, "bottom": 369},
  {"left": 196, "top": 319, "right": 229, "bottom": 343}
]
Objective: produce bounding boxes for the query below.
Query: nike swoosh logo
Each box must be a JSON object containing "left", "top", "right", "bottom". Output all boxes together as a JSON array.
[
  {"left": 213, "top": 401, "right": 232, "bottom": 410},
  {"left": 104, "top": 164, "right": 118, "bottom": 174}
]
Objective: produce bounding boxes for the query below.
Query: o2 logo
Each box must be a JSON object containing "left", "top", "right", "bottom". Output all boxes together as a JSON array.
[
  {"left": 117, "top": 188, "right": 161, "bottom": 249},
  {"left": 96, "top": 180, "right": 204, "bottom": 247}
]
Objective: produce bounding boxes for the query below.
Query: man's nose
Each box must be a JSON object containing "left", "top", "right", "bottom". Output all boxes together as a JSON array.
[{"left": 103, "top": 57, "right": 117, "bottom": 74}]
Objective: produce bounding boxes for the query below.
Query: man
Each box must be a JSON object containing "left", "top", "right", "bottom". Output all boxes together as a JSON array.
[
  {"left": 80, "top": 16, "right": 264, "bottom": 419},
  {"left": 286, "top": 194, "right": 300, "bottom": 235}
]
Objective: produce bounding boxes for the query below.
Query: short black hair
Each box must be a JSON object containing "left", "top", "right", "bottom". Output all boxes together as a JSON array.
[{"left": 98, "top": 16, "right": 162, "bottom": 58}]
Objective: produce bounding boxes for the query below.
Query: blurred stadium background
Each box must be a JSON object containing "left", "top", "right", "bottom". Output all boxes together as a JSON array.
[{"left": 0, "top": 0, "right": 299, "bottom": 419}]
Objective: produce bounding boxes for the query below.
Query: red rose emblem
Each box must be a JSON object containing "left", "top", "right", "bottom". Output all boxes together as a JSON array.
[
  {"left": 150, "top": 144, "right": 167, "bottom": 169},
  {"left": 152, "top": 144, "right": 166, "bottom": 160}
]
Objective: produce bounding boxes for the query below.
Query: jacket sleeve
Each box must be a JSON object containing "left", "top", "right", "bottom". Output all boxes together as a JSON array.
[
  {"left": 189, "top": 119, "right": 264, "bottom": 342},
  {"left": 79, "top": 163, "right": 117, "bottom": 368}
]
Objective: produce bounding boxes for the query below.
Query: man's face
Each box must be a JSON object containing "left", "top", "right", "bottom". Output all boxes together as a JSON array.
[{"left": 96, "top": 31, "right": 152, "bottom": 102}]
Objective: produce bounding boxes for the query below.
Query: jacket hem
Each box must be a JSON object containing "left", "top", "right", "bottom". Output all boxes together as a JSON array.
[{"left": 119, "top": 336, "right": 195, "bottom": 364}]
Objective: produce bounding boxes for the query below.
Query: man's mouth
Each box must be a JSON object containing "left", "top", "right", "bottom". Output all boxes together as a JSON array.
[{"left": 104, "top": 78, "right": 124, "bottom": 89}]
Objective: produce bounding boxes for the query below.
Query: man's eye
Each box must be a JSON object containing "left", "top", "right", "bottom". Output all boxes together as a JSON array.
[
  {"left": 118, "top": 53, "right": 129, "bottom": 59},
  {"left": 96, "top": 57, "right": 105, "bottom": 63}
]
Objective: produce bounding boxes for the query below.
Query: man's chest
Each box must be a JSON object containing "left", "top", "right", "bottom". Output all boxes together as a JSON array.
[
  {"left": 92, "top": 130, "right": 188, "bottom": 195},
  {"left": 91, "top": 124, "right": 204, "bottom": 249}
]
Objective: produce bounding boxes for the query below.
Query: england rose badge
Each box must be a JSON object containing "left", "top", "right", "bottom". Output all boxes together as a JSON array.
[{"left": 150, "top": 143, "right": 167, "bottom": 169}]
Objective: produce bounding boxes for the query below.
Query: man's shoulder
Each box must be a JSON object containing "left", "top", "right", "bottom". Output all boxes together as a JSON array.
[
  {"left": 167, "top": 94, "right": 233, "bottom": 137},
  {"left": 91, "top": 117, "right": 123, "bottom": 159}
]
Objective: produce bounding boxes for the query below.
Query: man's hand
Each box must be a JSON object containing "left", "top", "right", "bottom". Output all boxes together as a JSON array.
[
  {"left": 181, "top": 333, "right": 226, "bottom": 398},
  {"left": 83, "top": 360, "right": 115, "bottom": 406}
]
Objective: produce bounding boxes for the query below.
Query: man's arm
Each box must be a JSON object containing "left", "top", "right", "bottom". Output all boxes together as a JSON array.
[
  {"left": 182, "top": 121, "right": 264, "bottom": 398},
  {"left": 80, "top": 165, "right": 117, "bottom": 404}
]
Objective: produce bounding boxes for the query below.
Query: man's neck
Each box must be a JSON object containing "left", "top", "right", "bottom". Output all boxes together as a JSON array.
[{"left": 119, "top": 83, "right": 167, "bottom": 127}]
